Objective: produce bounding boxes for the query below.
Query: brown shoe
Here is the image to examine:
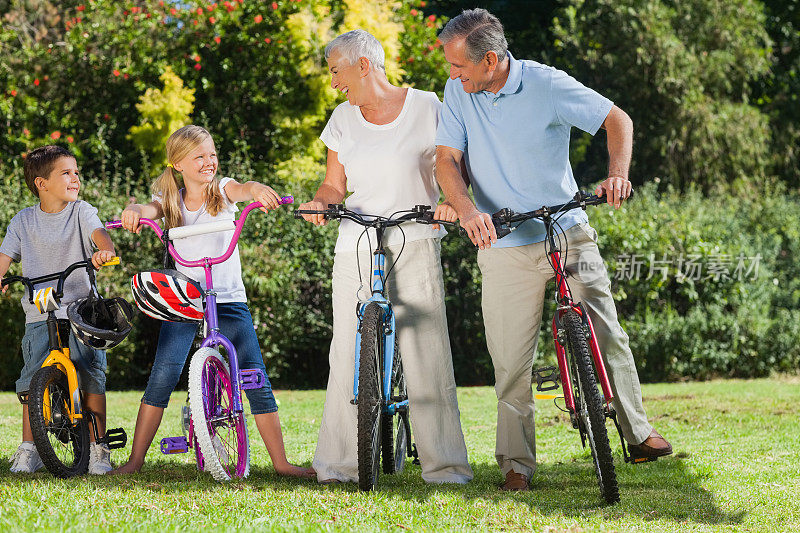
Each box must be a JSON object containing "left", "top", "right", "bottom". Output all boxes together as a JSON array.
[
  {"left": 629, "top": 429, "right": 673, "bottom": 458},
  {"left": 500, "top": 470, "right": 529, "bottom": 491}
]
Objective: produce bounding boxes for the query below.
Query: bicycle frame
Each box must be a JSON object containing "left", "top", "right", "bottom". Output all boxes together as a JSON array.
[
  {"left": 544, "top": 218, "right": 615, "bottom": 416},
  {"left": 107, "top": 199, "right": 291, "bottom": 414},
  {"left": 352, "top": 227, "right": 404, "bottom": 414}
]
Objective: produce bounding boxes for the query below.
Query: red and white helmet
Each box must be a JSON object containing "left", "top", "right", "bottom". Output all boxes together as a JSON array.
[{"left": 130, "top": 269, "right": 204, "bottom": 322}]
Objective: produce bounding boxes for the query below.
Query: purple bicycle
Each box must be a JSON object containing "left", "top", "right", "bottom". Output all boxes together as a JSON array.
[{"left": 107, "top": 197, "right": 292, "bottom": 481}]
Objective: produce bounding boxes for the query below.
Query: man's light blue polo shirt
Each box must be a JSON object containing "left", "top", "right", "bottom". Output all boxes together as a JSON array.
[{"left": 435, "top": 52, "right": 613, "bottom": 247}]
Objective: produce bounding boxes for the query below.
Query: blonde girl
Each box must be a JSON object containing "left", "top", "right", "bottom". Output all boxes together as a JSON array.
[{"left": 113, "top": 125, "right": 313, "bottom": 477}]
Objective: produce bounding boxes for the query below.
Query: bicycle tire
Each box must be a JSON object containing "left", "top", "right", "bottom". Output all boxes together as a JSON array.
[
  {"left": 563, "top": 309, "right": 620, "bottom": 504},
  {"left": 189, "top": 347, "right": 250, "bottom": 482},
  {"left": 357, "top": 302, "right": 384, "bottom": 491},
  {"left": 28, "top": 365, "right": 90, "bottom": 478},
  {"left": 393, "top": 370, "right": 410, "bottom": 474},
  {"left": 381, "top": 339, "right": 402, "bottom": 475}
]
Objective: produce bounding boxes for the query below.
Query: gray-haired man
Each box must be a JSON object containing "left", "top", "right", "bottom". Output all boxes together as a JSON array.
[{"left": 433, "top": 8, "right": 672, "bottom": 491}]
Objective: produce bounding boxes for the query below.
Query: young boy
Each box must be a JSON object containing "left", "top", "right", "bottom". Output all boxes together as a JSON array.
[{"left": 0, "top": 145, "right": 117, "bottom": 474}]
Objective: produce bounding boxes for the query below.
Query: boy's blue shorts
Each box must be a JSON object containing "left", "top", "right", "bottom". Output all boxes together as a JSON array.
[{"left": 16, "top": 319, "right": 107, "bottom": 395}]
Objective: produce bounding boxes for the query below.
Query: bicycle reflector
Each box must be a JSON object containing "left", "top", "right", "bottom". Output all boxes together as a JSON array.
[{"left": 131, "top": 269, "right": 204, "bottom": 322}]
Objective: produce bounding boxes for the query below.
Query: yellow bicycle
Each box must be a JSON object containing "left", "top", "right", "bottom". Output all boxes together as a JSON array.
[{"left": 3, "top": 258, "right": 130, "bottom": 477}]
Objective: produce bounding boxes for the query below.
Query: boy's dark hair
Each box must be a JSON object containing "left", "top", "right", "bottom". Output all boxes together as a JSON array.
[{"left": 23, "top": 145, "right": 76, "bottom": 197}]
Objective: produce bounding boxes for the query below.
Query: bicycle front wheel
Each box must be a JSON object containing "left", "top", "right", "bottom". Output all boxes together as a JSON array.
[
  {"left": 188, "top": 347, "right": 250, "bottom": 482},
  {"left": 563, "top": 309, "right": 620, "bottom": 504},
  {"left": 357, "top": 302, "right": 384, "bottom": 491},
  {"left": 28, "top": 365, "right": 90, "bottom": 478}
]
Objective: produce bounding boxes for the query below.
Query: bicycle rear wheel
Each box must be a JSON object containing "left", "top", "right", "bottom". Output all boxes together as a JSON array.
[
  {"left": 357, "top": 302, "right": 384, "bottom": 491},
  {"left": 563, "top": 309, "right": 620, "bottom": 504},
  {"left": 28, "top": 365, "right": 90, "bottom": 478},
  {"left": 188, "top": 347, "right": 250, "bottom": 482},
  {"left": 382, "top": 340, "right": 403, "bottom": 475}
]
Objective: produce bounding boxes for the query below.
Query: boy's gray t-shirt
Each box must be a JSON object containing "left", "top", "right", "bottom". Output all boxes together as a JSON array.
[{"left": 0, "top": 200, "right": 103, "bottom": 323}]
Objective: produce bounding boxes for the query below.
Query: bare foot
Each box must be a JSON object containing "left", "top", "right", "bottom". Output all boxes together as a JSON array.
[
  {"left": 274, "top": 463, "right": 316, "bottom": 478},
  {"left": 110, "top": 460, "right": 143, "bottom": 475}
]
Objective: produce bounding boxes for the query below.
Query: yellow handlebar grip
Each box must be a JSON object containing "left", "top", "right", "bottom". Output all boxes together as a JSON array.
[{"left": 101, "top": 257, "right": 121, "bottom": 267}]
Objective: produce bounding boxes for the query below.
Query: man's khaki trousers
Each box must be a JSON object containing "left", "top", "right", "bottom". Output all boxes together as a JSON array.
[{"left": 478, "top": 222, "right": 652, "bottom": 478}]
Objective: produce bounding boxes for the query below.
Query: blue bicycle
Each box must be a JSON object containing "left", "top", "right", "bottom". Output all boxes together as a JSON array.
[{"left": 295, "top": 203, "right": 452, "bottom": 491}]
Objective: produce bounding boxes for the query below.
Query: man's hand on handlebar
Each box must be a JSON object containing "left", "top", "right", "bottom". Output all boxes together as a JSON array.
[
  {"left": 459, "top": 205, "right": 497, "bottom": 250},
  {"left": 595, "top": 176, "right": 632, "bottom": 209}
]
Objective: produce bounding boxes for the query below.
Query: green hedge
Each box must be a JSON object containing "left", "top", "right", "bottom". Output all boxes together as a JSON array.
[{"left": 2, "top": 158, "right": 799, "bottom": 390}]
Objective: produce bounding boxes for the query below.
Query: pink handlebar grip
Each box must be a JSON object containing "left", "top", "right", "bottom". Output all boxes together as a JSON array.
[
  {"left": 280, "top": 195, "right": 294, "bottom": 205},
  {"left": 106, "top": 221, "right": 123, "bottom": 230}
]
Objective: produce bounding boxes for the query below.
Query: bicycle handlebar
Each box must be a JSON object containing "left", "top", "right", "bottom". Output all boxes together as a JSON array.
[
  {"left": 105, "top": 197, "right": 293, "bottom": 268},
  {"left": 2, "top": 259, "right": 100, "bottom": 303},
  {"left": 491, "top": 190, "right": 635, "bottom": 239},
  {"left": 293, "top": 204, "right": 457, "bottom": 228}
]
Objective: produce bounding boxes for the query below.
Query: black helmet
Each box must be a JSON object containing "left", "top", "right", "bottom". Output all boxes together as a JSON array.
[{"left": 67, "top": 296, "right": 134, "bottom": 350}]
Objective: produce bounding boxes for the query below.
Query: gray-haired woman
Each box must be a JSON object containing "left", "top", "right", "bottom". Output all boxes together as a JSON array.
[{"left": 298, "top": 29, "right": 472, "bottom": 484}]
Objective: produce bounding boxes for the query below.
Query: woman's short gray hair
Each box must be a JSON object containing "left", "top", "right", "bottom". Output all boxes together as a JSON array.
[
  {"left": 324, "top": 29, "right": 386, "bottom": 71},
  {"left": 439, "top": 8, "right": 508, "bottom": 63}
]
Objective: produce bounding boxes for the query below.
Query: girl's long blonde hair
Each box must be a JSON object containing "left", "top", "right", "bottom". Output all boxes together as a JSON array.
[{"left": 154, "top": 125, "right": 225, "bottom": 229}]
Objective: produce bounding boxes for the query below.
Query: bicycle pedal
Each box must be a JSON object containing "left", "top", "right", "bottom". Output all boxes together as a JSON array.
[
  {"left": 101, "top": 427, "right": 128, "bottom": 450},
  {"left": 626, "top": 445, "right": 658, "bottom": 464},
  {"left": 411, "top": 443, "right": 420, "bottom": 465},
  {"left": 240, "top": 368, "right": 266, "bottom": 390},
  {"left": 534, "top": 366, "right": 560, "bottom": 392},
  {"left": 160, "top": 436, "right": 189, "bottom": 454}
]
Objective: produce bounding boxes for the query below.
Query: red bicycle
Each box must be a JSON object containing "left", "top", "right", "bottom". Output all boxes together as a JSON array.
[{"left": 489, "top": 190, "right": 648, "bottom": 504}]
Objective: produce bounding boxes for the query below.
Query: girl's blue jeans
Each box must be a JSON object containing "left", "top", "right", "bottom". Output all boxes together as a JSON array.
[{"left": 141, "top": 302, "right": 278, "bottom": 414}]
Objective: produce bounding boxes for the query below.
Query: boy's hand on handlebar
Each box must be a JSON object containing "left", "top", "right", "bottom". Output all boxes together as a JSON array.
[
  {"left": 253, "top": 183, "right": 282, "bottom": 212},
  {"left": 121, "top": 205, "right": 144, "bottom": 234},
  {"left": 432, "top": 202, "right": 458, "bottom": 230},
  {"left": 595, "top": 176, "right": 632, "bottom": 209},
  {"left": 459, "top": 205, "right": 497, "bottom": 249},
  {"left": 298, "top": 200, "right": 329, "bottom": 226},
  {"left": 92, "top": 250, "right": 116, "bottom": 270}
]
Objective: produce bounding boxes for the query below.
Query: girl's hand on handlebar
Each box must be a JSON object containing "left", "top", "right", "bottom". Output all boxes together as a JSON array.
[
  {"left": 595, "top": 176, "right": 632, "bottom": 209},
  {"left": 298, "top": 200, "right": 329, "bottom": 226},
  {"left": 92, "top": 250, "right": 116, "bottom": 270},
  {"left": 121, "top": 205, "right": 144, "bottom": 234},
  {"left": 432, "top": 202, "right": 457, "bottom": 231},
  {"left": 252, "top": 183, "right": 282, "bottom": 212}
]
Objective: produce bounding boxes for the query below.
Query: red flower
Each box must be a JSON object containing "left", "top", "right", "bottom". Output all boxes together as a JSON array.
[
  {"left": 428, "top": 14, "right": 436, "bottom": 21},
  {"left": 113, "top": 69, "right": 120, "bottom": 77},
  {"left": 170, "top": 8, "right": 177, "bottom": 15},
  {"left": 192, "top": 19, "right": 198, "bottom": 25},
  {"left": 214, "top": 36, "right": 221, "bottom": 44},
  {"left": 209, "top": 16, "right": 216, "bottom": 23},
  {"left": 124, "top": 73, "right": 129, "bottom": 80},
  {"left": 420, "top": 1, "right": 426, "bottom": 6},
  {"left": 50, "top": 131, "right": 61, "bottom": 140},
  {"left": 254, "top": 14, "right": 263, "bottom": 23},
  {"left": 44, "top": 75, "right": 49, "bottom": 81},
  {"left": 410, "top": 8, "right": 418, "bottom": 15},
  {"left": 193, "top": 54, "right": 201, "bottom": 62},
  {"left": 23, "top": 128, "right": 30, "bottom": 135},
  {"left": 407, "top": 57, "right": 415, "bottom": 63},
  {"left": 21, "top": 152, "right": 27, "bottom": 159},
  {"left": 66, "top": 136, "right": 74, "bottom": 143},
  {"left": 159, "top": 1, "right": 165, "bottom": 6},
  {"left": 76, "top": 17, "right": 81, "bottom": 23},
  {"left": 103, "top": 114, "right": 110, "bottom": 120},
  {"left": 9, "top": 89, "right": 16, "bottom": 96},
  {"left": 34, "top": 79, "right": 40, "bottom": 86},
  {"left": 194, "top": 63, "right": 202, "bottom": 70},
  {"left": 264, "top": 37, "right": 271, "bottom": 43},
  {"left": 77, "top": 5, "right": 85, "bottom": 11},
  {"left": 196, "top": 7, "right": 203, "bottom": 15},
  {"left": 271, "top": 2, "right": 277, "bottom": 9}
]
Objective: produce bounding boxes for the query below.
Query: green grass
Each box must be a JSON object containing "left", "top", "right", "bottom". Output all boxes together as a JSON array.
[{"left": 1, "top": 378, "right": 798, "bottom": 531}]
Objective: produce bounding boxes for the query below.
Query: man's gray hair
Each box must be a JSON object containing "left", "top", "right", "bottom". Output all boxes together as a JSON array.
[
  {"left": 324, "top": 29, "right": 386, "bottom": 71},
  {"left": 439, "top": 8, "right": 508, "bottom": 63}
]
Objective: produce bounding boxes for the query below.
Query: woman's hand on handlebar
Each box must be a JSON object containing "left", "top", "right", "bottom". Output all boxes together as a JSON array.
[
  {"left": 298, "top": 200, "right": 329, "bottom": 226},
  {"left": 432, "top": 202, "right": 458, "bottom": 231},
  {"left": 595, "top": 176, "right": 632, "bottom": 209}
]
